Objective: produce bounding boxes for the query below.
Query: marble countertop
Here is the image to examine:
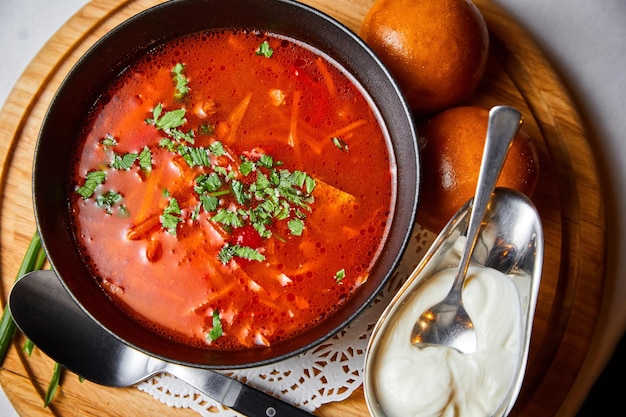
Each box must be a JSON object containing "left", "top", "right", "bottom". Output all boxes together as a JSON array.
[{"left": 1, "top": 0, "right": 625, "bottom": 415}]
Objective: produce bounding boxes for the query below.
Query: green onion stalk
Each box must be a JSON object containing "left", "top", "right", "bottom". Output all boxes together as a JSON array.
[
  {"left": 0, "top": 231, "right": 62, "bottom": 406},
  {"left": 0, "top": 232, "right": 47, "bottom": 360}
]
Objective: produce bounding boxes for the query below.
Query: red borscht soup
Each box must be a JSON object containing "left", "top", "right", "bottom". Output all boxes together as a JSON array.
[{"left": 71, "top": 29, "right": 395, "bottom": 350}]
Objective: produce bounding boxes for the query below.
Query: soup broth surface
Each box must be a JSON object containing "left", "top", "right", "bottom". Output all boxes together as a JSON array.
[{"left": 71, "top": 29, "right": 394, "bottom": 350}]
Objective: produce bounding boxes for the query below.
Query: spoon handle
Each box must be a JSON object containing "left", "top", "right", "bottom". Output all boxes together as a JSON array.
[{"left": 453, "top": 106, "right": 522, "bottom": 290}]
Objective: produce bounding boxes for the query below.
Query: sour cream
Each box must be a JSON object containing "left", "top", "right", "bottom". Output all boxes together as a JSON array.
[{"left": 372, "top": 253, "right": 523, "bottom": 417}]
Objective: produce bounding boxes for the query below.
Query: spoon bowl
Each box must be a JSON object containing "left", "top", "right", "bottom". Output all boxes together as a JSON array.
[
  {"left": 364, "top": 187, "right": 543, "bottom": 417},
  {"left": 410, "top": 105, "right": 522, "bottom": 354}
]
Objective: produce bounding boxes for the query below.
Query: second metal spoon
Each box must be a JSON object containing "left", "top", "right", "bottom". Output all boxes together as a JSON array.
[{"left": 410, "top": 105, "right": 522, "bottom": 353}]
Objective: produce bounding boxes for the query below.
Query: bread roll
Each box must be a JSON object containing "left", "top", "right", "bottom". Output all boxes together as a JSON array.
[
  {"left": 416, "top": 106, "right": 539, "bottom": 232},
  {"left": 360, "top": 0, "right": 489, "bottom": 114}
]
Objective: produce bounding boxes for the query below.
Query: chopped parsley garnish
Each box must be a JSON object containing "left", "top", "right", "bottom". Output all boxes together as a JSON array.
[
  {"left": 331, "top": 136, "right": 349, "bottom": 151},
  {"left": 146, "top": 103, "right": 187, "bottom": 131},
  {"left": 335, "top": 269, "right": 346, "bottom": 285},
  {"left": 161, "top": 194, "right": 183, "bottom": 235},
  {"left": 239, "top": 159, "right": 255, "bottom": 176},
  {"left": 158, "top": 137, "right": 177, "bottom": 152},
  {"left": 231, "top": 180, "right": 249, "bottom": 205},
  {"left": 288, "top": 218, "right": 304, "bottom": 236},
  {"left": 78, "top": 66, "right": 319, "bottom": 264},
  {"left": 184, "top": 147, "right": 316, "bottom": 255},
  {"left": 150, "top": 107, "right": 208, "bottom": 165},
  {"left": 96, "top": 190, "right": 123, "bottom": 214},
  {"left": 274, "top": 169, "right": 316, "bottom": 208},
  {"left": 209, "top": 141, "right": 225, "bottom": 156},
  {"left": 194, "top": 173, "right": 226, "bottom": 212},
  {"left": 76, "top": 171, "right": 106, "bottom": 199},
  {"left": 101, "top": 134, "right": 118, "bottom": 148},
  {"left": 111, "top": 152, "right": 138, "bottom": 170},
  {"left": 212, "top": 209, "right": 245, "bottom": 228},
  {"left": 179, "top": 145, "right": 211, "bottom": 167},
  {"left": 168, "top": 126, "right": 195, "bottom": 144},
  {"left": 211, "top": 162, "right": 314, "bottom": 236},
  {"left": 257, "top": 154, "right": 274, "bottom": 168},
  {"left": 207, "top": 309, "right": 223, "bottom": 342},
  {"left": 199, "top": 194, "right": 219, "bottom": 212},
  {"left": 199, "top": 123, "right": 215, "bottom": 135},
  {"left": 191, "top": 203, "right": 202, "bottom": 221},
  {"left": 195, "top": 172, "right": 223, "bottom": 193},
  {"left": 255, "top": 41, "right": 274, "bottom": 58},
  {"left": 138, "top": 146, "right": 152, "bottom": 172},
  {"left": 218, "top": 244, "right": 265, "bottom": 264},
  {"left": 104, "top": 136, "right": 152, "bottom": 172},
  {"left": 171, "top": 63, "right": 190, "bottom": 100}
]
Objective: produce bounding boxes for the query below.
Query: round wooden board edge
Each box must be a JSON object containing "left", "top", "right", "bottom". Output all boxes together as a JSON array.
[{"left": 0, "top": 0, "right": 608, "bottom": 416}]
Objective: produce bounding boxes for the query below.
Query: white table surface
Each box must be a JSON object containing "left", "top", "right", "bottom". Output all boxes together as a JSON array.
[{"left": 1, "top": 0, "right": 625, "bottom": 415}]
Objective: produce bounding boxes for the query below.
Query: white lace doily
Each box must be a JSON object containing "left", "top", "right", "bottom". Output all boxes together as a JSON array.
[{"left": 137, "top": 224, "right": 434, "bottom": 415}]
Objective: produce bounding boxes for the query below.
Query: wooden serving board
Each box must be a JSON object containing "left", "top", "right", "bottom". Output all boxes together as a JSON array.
[{"left": 0, "top": 0, "right": 606, "bottom": 416}]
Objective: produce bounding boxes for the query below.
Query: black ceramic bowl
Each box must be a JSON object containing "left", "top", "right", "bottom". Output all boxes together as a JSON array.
[{"left": 33, "top": 0, "right": 419, "bottom": 369}]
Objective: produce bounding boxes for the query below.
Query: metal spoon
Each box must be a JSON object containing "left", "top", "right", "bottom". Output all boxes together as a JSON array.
[
  {"left": 8, "top": 270, "right": 314, "bottom": 417},
  {"left": 410, "top": 105, "right": 522, "bottom": 353},
  {"left": 364, "top": 187, "right": 544, "bottom": 416}
]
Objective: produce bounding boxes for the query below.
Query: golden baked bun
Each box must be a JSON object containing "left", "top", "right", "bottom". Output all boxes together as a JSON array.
[
  {"left": 360, "top": 0, "right": 489, "bottom": 114},
  {"left": 416, "top": 106, "right": 539, "bottom": 232}
]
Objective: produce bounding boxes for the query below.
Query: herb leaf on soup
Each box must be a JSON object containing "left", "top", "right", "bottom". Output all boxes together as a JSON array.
[
  {"left": 171, "top": 63, "right": 190, "bottom": 100},
  {"left": 96, "top": 190, "right": 124, "bottom": 215},
  {"left": 255, "top": 41, "right": 274, "bottom": 58},
  {"left": 218, "top": 244, "right": 265, "bottom": 264},
  {"left": 161, "top": 194, "right": 183, "bottom": 235},
  {"left": 76, "top": 171, "right": 106, "bottom": 199},
  {"left": 335, "top": 269, "right": 346, "bottom": 285},
  {"left": 207, "top": 309, "right": 223, "bottom": 342},
  {"left": 111, "top": 152, "right": 138, "bottom": 170}
]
